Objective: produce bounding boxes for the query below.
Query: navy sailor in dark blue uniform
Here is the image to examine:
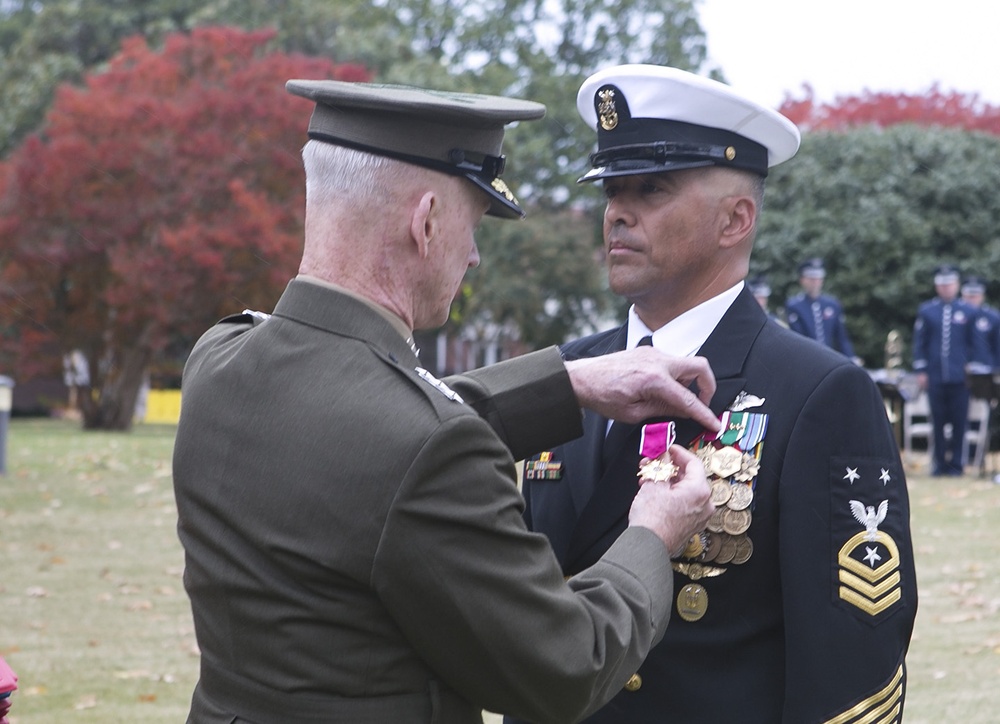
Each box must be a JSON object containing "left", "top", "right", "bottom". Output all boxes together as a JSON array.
[{"left": 512, "top": 64, "right": 917, "bottom": 724}]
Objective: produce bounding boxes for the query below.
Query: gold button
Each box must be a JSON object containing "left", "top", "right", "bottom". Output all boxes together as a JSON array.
[{"left": 624, "top": 673, "right": 642, "bottom": 692}]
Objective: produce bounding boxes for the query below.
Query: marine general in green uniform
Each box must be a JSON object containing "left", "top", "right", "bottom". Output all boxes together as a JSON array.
[{"left": 172, "top": 79, "right": 722, "bottom": 723}]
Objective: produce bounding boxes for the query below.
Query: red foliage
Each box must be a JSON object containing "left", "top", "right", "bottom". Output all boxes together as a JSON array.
[
  {"left": 779, "top": 84, "right": 1000, "bottom": 135},
  {"left": 0, "top": 26, "right": 369, "bottom": 421}
]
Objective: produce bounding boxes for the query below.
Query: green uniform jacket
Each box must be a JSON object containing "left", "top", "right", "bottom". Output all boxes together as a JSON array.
[{"left": 173, "top": 279, "right": 675, "bottom": 724}]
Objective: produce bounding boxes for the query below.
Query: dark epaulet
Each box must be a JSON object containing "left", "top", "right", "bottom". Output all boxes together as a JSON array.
[{"left": 218, "top": 309, "right": 271, "bottom": 326}]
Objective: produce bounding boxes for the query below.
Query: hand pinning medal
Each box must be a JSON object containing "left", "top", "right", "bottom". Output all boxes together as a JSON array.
[{"left": 666, "top": 395, "right": 770, "bottom": 623}]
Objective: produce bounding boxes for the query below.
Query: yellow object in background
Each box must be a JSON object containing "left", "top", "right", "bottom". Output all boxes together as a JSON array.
[{"left": 143, "top": 389, "right": 182, "bottom": 424}]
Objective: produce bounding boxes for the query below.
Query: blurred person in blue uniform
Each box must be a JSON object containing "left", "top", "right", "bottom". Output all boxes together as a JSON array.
[
  {"left": 513, "top": 65, "right": 917, "bottom": 724},
  {"left": 748, "top": 274, "right": 785, "bottom": 326},
  {"left": 785, "top": 258, "right": 860, "bottom": 363},
  {"left": 961, "top": 275, "right": 1000, "bottom": 371},
  {"left": 913, "top": 265, "right": 990, "bottom": 476}
]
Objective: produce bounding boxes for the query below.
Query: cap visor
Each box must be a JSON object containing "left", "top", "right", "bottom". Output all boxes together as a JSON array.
[
  {"left": 578, "top": 158, "right": 715, "bottom": 183},
  {"left": 466, "top": 174, "right": 524, "bottom": 219}
]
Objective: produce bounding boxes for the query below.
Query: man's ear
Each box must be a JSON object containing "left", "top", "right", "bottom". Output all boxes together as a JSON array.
[
  {"left": 409, "top": 191, "right": 436, "bottom": 260},
  {"left": 719, "top": 195, "right": 757, "bottom": 249}
]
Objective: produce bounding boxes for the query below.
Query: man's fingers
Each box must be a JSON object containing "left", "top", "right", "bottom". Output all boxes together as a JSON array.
[{"left": 669, "top": 355, "right": 717, "bottom": 406}]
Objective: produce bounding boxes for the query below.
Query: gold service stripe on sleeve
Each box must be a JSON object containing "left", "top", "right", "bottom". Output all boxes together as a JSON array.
[{"left": 822, "top": 665, "right": 903, "bottom": 724}]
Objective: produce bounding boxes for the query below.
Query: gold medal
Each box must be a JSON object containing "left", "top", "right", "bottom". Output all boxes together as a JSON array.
[
  {"left": 722, "top": 507, "right": 752, "bottom": 535},
  {"left": 709, "top": 446, "right": 743, "bottom": 478},
  {"left": 702, "top": 532, "right": 722, "bottom": 562},
  {"left": 726, "top": 482, "right": 754, "bottom": 511},
  {"left": 696, "top": 444, "right": 716, "bottom": 469},
  {"left": 681, "top": 533, "right": 705, "bottom": 560},
  {"left": 637, "top": 452, "right": 677, "bottom": 483},
  {"left": 731, "top": 534, "right": 754, "bottom": 565},
  {"left": 677, "top": 583, "right": 709, "bottom": 622},
  {"left": 710, "top": 479, "right": 733, "bottom": 506},
  {"left": 735, "top": 452, "right": 761, "bottom": 482},
  {"left": 706, "top": 507, "right": 726, "bottom": 533},
  {"left": 715, "top": 533, "right": 737, "bottom": 564},
  {"left": 673, "top": 562, "right": 726, "bottom": 579}
]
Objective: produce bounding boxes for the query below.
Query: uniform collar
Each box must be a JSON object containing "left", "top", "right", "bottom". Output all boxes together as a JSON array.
[
  {"left": 627, "top": 281, "right": 744, "bottom": 357},
  {"left": 297, "top": 274, "right": 415, "bottom": 351}
]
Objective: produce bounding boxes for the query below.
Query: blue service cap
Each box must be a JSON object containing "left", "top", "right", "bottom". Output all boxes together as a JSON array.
[
  {"left": 798, "top": 258, "right": 826, "bottom": 279},
  {"left": 962, "top": 275, "right": 987, "bottom": 295},
  {"left": 934, "top": 264, "right": 961, "bottom": 285},
  {"left": 748, "top": 275, "right": 772, "bottom": 297}
]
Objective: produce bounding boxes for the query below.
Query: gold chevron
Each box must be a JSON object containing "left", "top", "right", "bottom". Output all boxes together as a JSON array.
[
  {"left": 838, "top": 531, "right": 899, "bottom": 582},
  {"left": 839, "top": 569, "right": 901, "bottom": 599},
  {"left": 839, "top": 586, "right": 901, "bottom": 616},
  {"left": 823, "top": 665, "right": 903, "bottom": 724}
]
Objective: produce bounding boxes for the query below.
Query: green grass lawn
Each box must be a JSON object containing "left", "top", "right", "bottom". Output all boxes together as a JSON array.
[{"left": 0, "top": 419, "right": 998, "bottom": 722}]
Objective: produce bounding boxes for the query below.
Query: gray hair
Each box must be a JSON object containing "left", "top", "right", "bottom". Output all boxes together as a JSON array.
[{"left": 302, "top": 140, "right": 417, "bottom": 207}]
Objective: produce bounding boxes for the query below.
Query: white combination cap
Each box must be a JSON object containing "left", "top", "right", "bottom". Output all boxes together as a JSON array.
[{"left": 577, "top": 64, "right": 800, "bottom": 182}]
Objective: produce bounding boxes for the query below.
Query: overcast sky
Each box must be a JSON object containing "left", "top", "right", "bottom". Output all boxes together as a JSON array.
[{"left": 698, "top": 0, "right": 1000, "bottom": 109}]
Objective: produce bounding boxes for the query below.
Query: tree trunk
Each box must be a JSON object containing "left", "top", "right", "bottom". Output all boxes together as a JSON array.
[{"left": 79, "top": 347, "right": 151, "bottom": 431}]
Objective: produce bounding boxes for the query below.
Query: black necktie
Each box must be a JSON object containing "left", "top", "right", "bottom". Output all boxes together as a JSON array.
[{"left": 601, "top": 335, "right": 653, "bottom": 469}]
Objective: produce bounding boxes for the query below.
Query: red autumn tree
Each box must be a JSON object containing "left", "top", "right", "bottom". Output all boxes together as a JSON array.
[
  {"left": 0, "top": 26, "right": 369, "bottom": 429},
  {"left": 779, "top": 84, "right": 1000, "bottom": 134}
]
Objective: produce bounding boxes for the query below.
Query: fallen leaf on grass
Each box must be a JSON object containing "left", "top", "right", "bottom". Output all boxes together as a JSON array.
[
  {"left": 114, "top": 670, "right": 152, "bottom": 680},
  {"left": 26, "top": 586, "right": 48, "bottom": 598},
  {"left": 126, "top": 600, "right": 153, "bottom": 611},
  {"left": 24, "top": 685, "right": 47, "bottom": 696},
  {"left": 139, "top": 693, "right": 157, "bottom": 702},
  {"left": 947, "top": 581, "right": 976, "bottom": 596},
  {"left": 74, "top": 694, "right": 98, "bottom": 710},
  {"left": 939, "top": 612, "right": 983, "bottom": 623}
]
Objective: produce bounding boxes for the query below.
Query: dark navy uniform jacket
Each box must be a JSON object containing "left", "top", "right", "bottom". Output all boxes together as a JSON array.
[
  {"left": 786, "top": 293, "right": 855, "bottom": 358},
  {"left": 912, "top": 297, "right": 989, "bottom": 382},
  {"left": 514, "top": 290, "right": 917, "bottom": 724},
  {"left": 971, "top": 304, "right": 1000, "bottom": 371}
]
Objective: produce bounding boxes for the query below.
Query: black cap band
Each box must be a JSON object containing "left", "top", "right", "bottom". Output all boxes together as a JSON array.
[
  {"left": 590, "top": 118, "right": 768, "bottom": 178},
  {"left": 308, "top": 131, "right": 523, "bottom": 218}
]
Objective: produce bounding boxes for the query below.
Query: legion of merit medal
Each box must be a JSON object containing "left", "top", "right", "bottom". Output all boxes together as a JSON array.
[
  {"left": 670, "top": 398, "right": 769, "bottom": 622},
  {"left": 637, "top": 421, "right": 678, "bottom": 484}
]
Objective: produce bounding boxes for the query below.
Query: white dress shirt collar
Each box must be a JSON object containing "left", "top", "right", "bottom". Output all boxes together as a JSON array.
[{"left": 626, "top": 281, "right": 744, "bottom": 356}]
